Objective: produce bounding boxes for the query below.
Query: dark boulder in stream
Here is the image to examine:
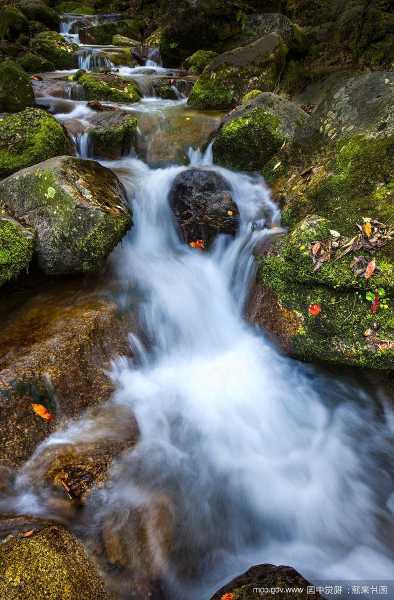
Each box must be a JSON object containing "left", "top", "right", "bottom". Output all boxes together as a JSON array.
[
  {"left": 169, "top": 168, "right": 239, "bottom": 246},
  {"left": 210, "top": 563, "right": 322, "bottom": 599},
  {"left": 0, "top": 156, "right": 132, "bottom": 275}
]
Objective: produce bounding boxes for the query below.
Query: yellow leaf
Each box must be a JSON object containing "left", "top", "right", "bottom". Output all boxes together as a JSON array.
[
  {"left": 31, "top": 403, "right": 54, "bottom": 422},
  {"left": 362, "top": 222, "right": 372, "bottom": 237}
]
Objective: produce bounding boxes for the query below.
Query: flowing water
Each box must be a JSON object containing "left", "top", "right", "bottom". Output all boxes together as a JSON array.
[{"left": 5, "top": 12, "right": 394, "bottom": 600}]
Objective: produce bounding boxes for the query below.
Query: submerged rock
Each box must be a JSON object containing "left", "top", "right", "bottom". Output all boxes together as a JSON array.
[
  {"left": 0, "top": 523, "right": 113, "bottom": 599},
  {"left": 0, "top": 59, "right": 34, "bottom": 113},
  {"left": 213, "top": 93, "right": 309, "bottom": 171},
  {"left": 0, "top": 108, "right": 72, "bottom": 178},
  {"left": 0, "top": 277, "right": 137, "bottom": 466},
  {"left": 210, "top": 563, "right": 321, "bottom": 599},
  {"left": 169, "top": 168, "right": 239, "bottom": 246},
  {"left": 0, "top": 156, "right": 132, "bottom": 274},
  {"left": 0, "top": 214, "right": 34, "bottom": 288},
  {"left": 188, "top": 33, "right": 287, "bottom": 110}
]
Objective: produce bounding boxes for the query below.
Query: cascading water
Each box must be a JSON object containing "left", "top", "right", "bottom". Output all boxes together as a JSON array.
[
  {"left": 77, "top": 47, "right": 114, "bottom": 71},
  {"left": 10, "top": 11, "right": 394, "bottom": 600}
]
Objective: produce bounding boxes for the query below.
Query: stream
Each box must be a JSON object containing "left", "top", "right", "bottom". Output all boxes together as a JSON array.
[{"left": 7, "top": 13, "right": 394, "bottom": 600}]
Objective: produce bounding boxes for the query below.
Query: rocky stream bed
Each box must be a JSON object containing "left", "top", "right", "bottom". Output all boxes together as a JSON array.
[{"left": 0, "top": 1, "right": 393, "bottom": 599}]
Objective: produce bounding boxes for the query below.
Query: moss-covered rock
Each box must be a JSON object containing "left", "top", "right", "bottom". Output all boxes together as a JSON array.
[
  {"left": 31, "top": 31, "right": 78, "bottom": 70},
  {"left": 0, "top": 59, "right": 34, "bottom": 113},
  {"left": 213, "top": 93, "right": 309, "bottom": 171},
  {"left": 0, "top": 155, "right": 132, "bottom": 274},
  {"left": 0, "top": 5, "right": 29, "bottom": 42},
  {"left": 242, "top": 89, "right": 263, "bottom": 104},
  {"left": 18, "top": 51, "right": 55, "bottom": 73},
  {"left": 55, "top": 1, "right": 96, "bottom": 15},
  {"left": 0, "top": 214, "right": 34, "bottom": 288},
  {"left": 112, "top": 34, "right": 140, "bottom": 47},
  {"left": 188, "top": 33, "right": 288, "bottom": 110},
  {"left": 78, "top": 72, "right": 141, "bottom": 102},
  {"left": 184, "top": 49, "right": 217, "bottom": 74},
  {"left": 0, "top": 524, "right": 113, "bottom": 599},
  {"left": 88, "top": 114, "right": 138, "bottom": 159},
  {"left": 0, "top": 108, "right": 72, "bottom": 179},
  {"left": 18, "top": 0, "right": 60, "bottom": 30},
  {"left": 80, "top": 19, "right": 142, "bottom": 45}
]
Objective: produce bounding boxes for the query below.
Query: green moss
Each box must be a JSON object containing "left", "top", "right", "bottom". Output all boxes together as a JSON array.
[
  {"left": 0, "top": 214, "right": 34, "bottom": 287},
  {"left": 56, "top": 1, "right": 95, "bottom": 14},
  {"left": 18, "top": 51, "right": 55, "bottom": 73},
  {"left": 241, "top": 89, "right": 262, "bottom": 104},
  {"left": 213, "top": 108, "right": 283, "bottom": 170},
  {"left": 82, "top": 19, "right": 142, "bottom": 44},
  {"left": 187, "top": 68, "right": 235, "bottom": 110},
  {"left": 79, "top": 73, "right": 141, "bottom": 102},
  {"left": 0, "top": 108, "right": 72, "bottom": 178},
  {"left": 185, "top": 50, "right": 218, "bottom": 74},
  {"left": 89, "top": 116, "right": 138, "bottom": 159},
  {"left": 0, "top": 6, "right": 28, "bottom": 41},
  {"left": 31, "top": 31, "right": 78, "bottom": 69},
  {"left": 0, "top": 59, "right": 34, "bottom": 113}
]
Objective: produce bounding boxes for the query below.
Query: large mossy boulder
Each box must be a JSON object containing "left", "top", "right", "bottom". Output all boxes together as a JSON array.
[
  {"left": 0, "top": 59, "right": 34, "bottom": 113},
  {"left": 184, "top": 49, "right": 218, "bottom": 74},
  {"left": 188, "top": 33, "right": 288, "bottom": 110},
  {"left": 0, "top": 524, "right": 113, "bottom": 599},
  {"left": 88, "top": 113, "right": 138, "bottom": 159},
  {"left": 0, "top": 214, "right": 34, "bottom": 288},
  {"left": 169, "top": 168, "right": 239, "bottom": 246},
  {"left": 17, "top": 0, "right": 60, "bottom": 30},
  {"left": 31, "top": 31, "right": 78, "bottom": 70},
  {"left": 0, "top": 156, "right": 132, "bottom": 274},
  {"left": 77, "top": 72, "right": 141, "bottom": 103},
  {"left": 79, "top": 19, "right": 142, "bottom": 45},
  {"left": 0, "top": 5, "right": 29, "bottom": 42},
  {"left": 0, "top": 108, "right": 72, "bottom": 179},
  {"left": 250, "top": 72, "right": 394, "bottom": 369},
  {"left": 213, "top": 93, "right": 309, "bottom": 171},
  {"left": 211, "top": 564, "right": 321, "bottom": 599}
]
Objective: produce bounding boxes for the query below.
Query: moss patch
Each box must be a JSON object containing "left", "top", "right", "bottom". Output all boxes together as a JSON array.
[
  {"left": 0, "top": 108, "right": 72, "bottom": 179},
  {"left": 89, "top": 116, "right": 138, "bottom": 159},
  {"left": 0, "top": 214, "right": 34, "bottom": 287},
  {"left": 31, "top": 31, "right": 78, "bottom": 69},
  {"left": 18, "top": 51, "right": 55, "bottom": 73},
  {"left": 0, "top": 6, "right": 28, "bottom": 42},
  {"left": 213, "top": 107, "right": 283, "bottom": 170},
  {"left": 0, "top": 59, "right": 34, "bottom": 113},
  {"left": 185, "top": 49, "right": 217, "bottom": 74},
  {"left": 79, "top": 73, "right": 141, "bottom": 103}
]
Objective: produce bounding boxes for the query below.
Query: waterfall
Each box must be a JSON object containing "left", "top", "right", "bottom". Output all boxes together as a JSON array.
[{"left": 77, "top": 48, "right": 114, "bottom": 72}]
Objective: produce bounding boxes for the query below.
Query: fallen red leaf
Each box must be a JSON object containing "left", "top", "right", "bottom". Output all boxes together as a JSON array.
[
  {"left": 364, "top": 259, "right": 376, "bottom": 279},
  {"left": 220, "top": 594, "right": 234, "bottom": 600},
  {"left": 371, "top": 293, "right": 380, "bottom": 314},
  {"left": 308, "top": 303, "right": 321, "bottom": 317},
  {"left": 31, "top": 403, "right": 54, "bottom": 422},
  {"left": 189, "top": 239, "right": 205, "bottom": 250}
]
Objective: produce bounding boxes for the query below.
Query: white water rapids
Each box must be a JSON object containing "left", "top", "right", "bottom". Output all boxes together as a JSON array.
[{"left": 5, "top": 13, "right": 394, "bottom": 599}]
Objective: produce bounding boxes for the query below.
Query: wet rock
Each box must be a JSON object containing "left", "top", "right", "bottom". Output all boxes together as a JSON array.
[
  {"left": 0, "top": 59, "right": 34, "bottom": 113},
  {"left": 80, "top": 19, "right": 142, "bottom": 45},
  {"left": 88, "top": 112, "right": 138, "bottom": 160},
  {"left": 0, "top": 156, "right": 132, "bottom": 274},
  {"left": 212, "top": 93, "right": 309, "bottom": 171},
  {"left": 87, "top": 100, "right": 116, "bottom": 112},
  {"left": 0, "top": 214, "right": 34, "bottom": 288},
  {"left": 31, "top": 31, "right": 78, "bottom": 70},
  {"left": 188, "top": 33, "right": 288, "bottom": 110},
  {"left": 210, "top": 564, "right": 321, "bottom": 599},
  {"left": 169, "top": 168, "right": 239, "bottom": 245},
  {"left": 0, "top": 107, "right": 72, "bottom": 178},
  {"left": 0, "top": 277, "right": 138, "bottom": 466},
  {"left": 0, "top": 523, "right": 114, "bottom": 599},
  {"left": 77, "top": 72, "right": 141, "bottom": 103}
]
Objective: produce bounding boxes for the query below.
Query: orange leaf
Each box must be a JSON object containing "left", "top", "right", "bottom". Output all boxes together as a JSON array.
[
  {"left": 308, "top": 303, "right": 321, "bottom": 317},
  {"left": 311, "top": 242, "right": 321, "bottom": 256},
  {"left": 21, "top": 530, "right": 34, "bottom": 538},
  {"left": 220, "top": 594, "right": 234, "bottom": 600},
  {"left": 362, "top": 222, "right": 372, "bottom": 237},
  {"left": 189, "top": 239, "right": 205, "bottom": 250},
  {"left": 364, "top": 259, "right": 376, "bottom": 279},
  {"left": 31, "top": 403, "right": 54, "bottom": 422}
]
